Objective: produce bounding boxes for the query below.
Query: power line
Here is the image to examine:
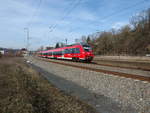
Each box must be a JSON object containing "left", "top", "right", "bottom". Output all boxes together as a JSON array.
[
  {"left": 44, "top": 0, "right": 81, "bottom": 45},
  {"left": 86, "top": 0, "right": 149, "bottom": 31},
  {"left": 66, "top": 0, "right": 149, "bottom": 41},
  {"left": 101, "top": 0, "right": 148, "bottom": 21},
  {"left": 24, "top": 0, "right": 43, "bottom": 50},
  {"left": 47, "top": 0, "right": 83, "bottom": 45},
  {"left": 35, "top": 0, "right": 149, "bottom": 48},
  {"left": 49, "top": 0, "right": 82, "bottom": 32},
  {"left": 24, "top": 0, "right": 77, "bottom": 48},
  {"left": 27, "top": 0, "right": 43, "bottom": 27}
]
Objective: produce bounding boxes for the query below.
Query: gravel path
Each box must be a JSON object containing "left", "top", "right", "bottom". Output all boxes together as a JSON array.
[
  {"left": 38, "top": 57, "right": 150, "bottom": 77},
  {"left": 26, "top": 56, "right": 150, "bottom": 113}
]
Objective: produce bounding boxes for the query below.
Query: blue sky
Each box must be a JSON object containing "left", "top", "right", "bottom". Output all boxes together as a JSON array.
[{"left": 0, "top": 0, "right": 150, "bottom": 50}]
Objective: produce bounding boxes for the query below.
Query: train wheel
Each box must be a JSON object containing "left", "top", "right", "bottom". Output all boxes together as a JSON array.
[
  {"left": 76, "top": 58, "right": 79, "bottom": 62},
  {"left": 72, "top": 57, "right": 76, "bottom": 62},
  {"left": 86, "top": 59, "right": 92, "bottom": 63}
]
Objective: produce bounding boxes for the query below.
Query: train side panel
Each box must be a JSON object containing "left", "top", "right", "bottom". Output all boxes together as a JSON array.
[{"left": 38, "top": 44, "right": 94, "bottom": 62}]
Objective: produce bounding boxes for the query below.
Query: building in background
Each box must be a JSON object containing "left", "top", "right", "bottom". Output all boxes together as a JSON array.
[{"left": 0, "top": 49, "right": 4, "bottom": 55}]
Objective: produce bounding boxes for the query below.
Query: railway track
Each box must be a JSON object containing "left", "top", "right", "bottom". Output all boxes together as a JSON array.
[
  {"left": 93, "top": 60, "right": 150, "bottom": 71},
  {"left": 37, "top": 57, "right": 150, "bottom": 83}
]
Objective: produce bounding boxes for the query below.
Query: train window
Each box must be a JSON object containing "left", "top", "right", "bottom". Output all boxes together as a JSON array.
[
  {"left": 65, "top": 49, "right": 69, "bottom": 54},
  {"left": 69, "top": 49, "right": 73, "bottom": 54},
  {"left": 48, "top": 52, "right": 52, "bottom": 55},
  {"left": 65, "top": 48, "right": 77, "bottom": 54},
  {"left": 84, "top": 48, "right": 91, "bottom": 52},
  {"left": 71, "top": 48, "right": 75, "bottom": 53},
  {"left": 58, "top": 51, "right": 62, "bottom": 55},
  {"left": 62, "top": 50, "right": 65, "bottom": 54},
  {"left": 53, "top": 51, "right": 62, "bottom": 55},
  {"left": 69, "top": 49, "right": 72, "bottom": 54},
  {"left": 69, "top": 48, "right": 73, "bottom": 54},
  {"left": 83, "top": 45, "right": 91, "bottom": 52},
  {"left": 75, "top": 48, "right": 80, "bottom": 53},
  {"left": 64, "top": 49, "right": 67, "bottom": 54}
]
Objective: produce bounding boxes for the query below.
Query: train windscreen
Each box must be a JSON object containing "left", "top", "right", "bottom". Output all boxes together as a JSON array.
[{"left": 83, "top": 45, "right": 91, "bottom": 52}]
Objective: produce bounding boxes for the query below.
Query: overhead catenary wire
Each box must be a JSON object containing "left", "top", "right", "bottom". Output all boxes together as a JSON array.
[
  {"left": 29, "top": 0, "right": 150, "bottom": 49},
  {"left": 47, "top": 0, "right": 83, "bottom": 45},
  {"left": 44, "top": 0, "right": 81, "bottom": 45},
  {"left": 24, "top": 0, "right": 78, "bottom": 49},
  {"left": 90, "top": 0, "right": 149, "bottom": 28},
  {"left": 66, "top": 0, "right": 150, "bottom": 41},
  {"left": 24, "top": 0, "right": 43, "bottom": 50},
  {"left": 103, "top": 0, "right": 148, "bottom": 21},
  {"left": 49, "top": 0, "right": 83, "bottom": 32},
  {"left": 27, "top": 0, "right": 43, "bottom": 27},
  {"left": 49, "top": 0, "right": 78, "bottom": 31}
]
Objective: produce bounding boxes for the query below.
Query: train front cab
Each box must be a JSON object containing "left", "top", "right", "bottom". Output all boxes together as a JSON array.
[{"left": 80, "top": 44, "right": 94, "bottom": 62}]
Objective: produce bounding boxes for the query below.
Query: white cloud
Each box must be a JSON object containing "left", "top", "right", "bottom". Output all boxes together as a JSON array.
[
  {"left": 1, "top": 0, "right": 145, "bottom": 49},
  {"left": 112, "top": 22, "right": 128, "bottom": 29},
  {"left": 72, "top": 10, "right": 97, "bottom": 21}
]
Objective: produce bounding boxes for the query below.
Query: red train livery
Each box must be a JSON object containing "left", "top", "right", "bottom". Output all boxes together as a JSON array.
[{"left": 38, "top": 43, "right": 94, "bottom": 62}]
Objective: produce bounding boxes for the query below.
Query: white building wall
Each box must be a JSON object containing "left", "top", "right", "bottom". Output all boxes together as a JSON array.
[{"left": 0, "top": 50, "right": 4, "bottom": 54}]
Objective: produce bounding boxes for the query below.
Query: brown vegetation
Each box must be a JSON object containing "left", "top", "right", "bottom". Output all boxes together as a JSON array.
[
  {"left": 83, "top": 8, "right": 150, "bottom": 56},
  {"left": 0, "top": 52, "right": 2, "bottom": 58},
  {"left": 0, "top": 57, "right": 97, "bottom": 113}
]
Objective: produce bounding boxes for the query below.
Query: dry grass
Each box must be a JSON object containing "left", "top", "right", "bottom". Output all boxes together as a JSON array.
[{"left": 0, "top": 57, "right": 97, "bottom": 113}]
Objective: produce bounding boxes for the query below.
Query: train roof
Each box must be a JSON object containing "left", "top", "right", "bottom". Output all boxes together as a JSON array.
[
  {"left": 38, "top": 43, "right": 90, "bottom": 53},
  {"left": 48, "top": 44, "right": 81, "bottom": 52}
]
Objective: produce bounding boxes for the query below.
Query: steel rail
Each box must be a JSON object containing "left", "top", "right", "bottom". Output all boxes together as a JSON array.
[
  {"left": 38, "top": 57, "right": 150, "bottom": 83},
  {"left": 92, "top": 61, "right": 150, "bottom": 71}
]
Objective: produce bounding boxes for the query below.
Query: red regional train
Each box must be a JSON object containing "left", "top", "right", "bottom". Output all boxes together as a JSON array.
[{"left": 38, "top": 43, "right": 94, "bottom": 62}]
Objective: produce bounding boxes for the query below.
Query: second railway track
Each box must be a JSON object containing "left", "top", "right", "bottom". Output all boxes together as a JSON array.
[
  {"left": 93, "top": 60, "right": 150, "bottom": 71},
  {"left": 36, "top": 57, "right": 150, "bottom": 82}
]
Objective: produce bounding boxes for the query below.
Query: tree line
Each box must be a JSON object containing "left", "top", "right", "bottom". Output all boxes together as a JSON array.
[
  {"left": 38, "top": 8, "right": 150, "bottom": 56},
  {"left": 81, "top": 8, "right": 150, "bottom": 56}
]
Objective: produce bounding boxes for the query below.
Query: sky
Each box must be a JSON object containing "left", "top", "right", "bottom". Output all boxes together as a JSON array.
[{"left": 0, "top": 0, "right": 150, "bottom": 50}]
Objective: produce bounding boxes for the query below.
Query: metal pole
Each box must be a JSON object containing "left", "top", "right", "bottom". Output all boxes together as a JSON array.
[
  {"left": 65, "top": 38, "right": 67, "bottom": 45},
  {"left": 24, "top": 28, "right": 29, "bottom": 55}
]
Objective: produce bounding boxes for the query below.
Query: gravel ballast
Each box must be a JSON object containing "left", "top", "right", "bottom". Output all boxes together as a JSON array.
[
  {"left": 38, "top": 57, "right": 150, "bottom": 77},
  {"left": 26, "top": 56, "right": 150, "bottom": 113}
]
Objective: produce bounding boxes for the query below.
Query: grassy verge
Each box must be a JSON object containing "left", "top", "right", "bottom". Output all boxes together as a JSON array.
[
  {"left": 0, "top": 57, "right": 97, "bottom": 113},
  {"left": 94, "top": 59, "right": 150, "bottom": 71}
]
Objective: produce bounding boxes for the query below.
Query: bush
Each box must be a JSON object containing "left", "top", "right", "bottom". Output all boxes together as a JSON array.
[{"left": 79, "top": 8, "right": 150, "bottom": 56}]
